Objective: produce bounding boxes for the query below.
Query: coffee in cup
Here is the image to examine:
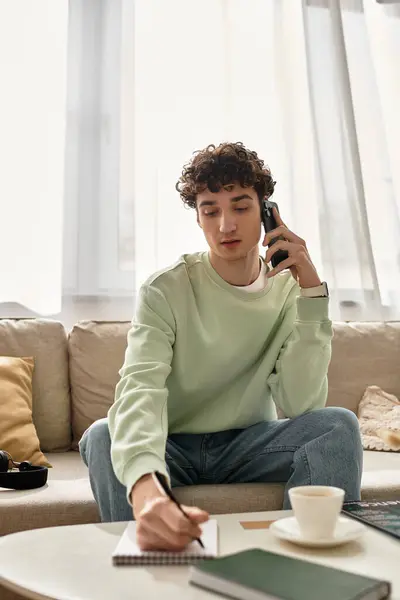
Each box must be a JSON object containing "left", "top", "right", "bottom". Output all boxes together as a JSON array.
[{"left": 288, "top": 485, "right": 345, "bottom": 540}]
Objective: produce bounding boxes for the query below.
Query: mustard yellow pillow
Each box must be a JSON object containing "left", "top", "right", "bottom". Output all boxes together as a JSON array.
[{"left": 0, "top": 356, "right": 51, "bottom": 467}]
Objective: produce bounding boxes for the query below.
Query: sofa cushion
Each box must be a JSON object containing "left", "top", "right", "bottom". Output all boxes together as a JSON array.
[
  {"left": 0, "top": 319, "right": 71, "bottom": 452},
  {"left": 0, "top": 357, "right": 50, "bottom": 466},
  {"left": 0, "top": 451, "right": 284, "bottom": 536},
  {"left": 327, "top": 322, "right": 400, "bottom": 413},
  {"left": 360, "top": 449, "right": 400, "bottom": 500},
  {"left": 1, "top": 450, "right": 399, "bottom": 536},
  {"left": 68, "top": 322, "right": 400, "bottom": 448},
  {"left": 0, "top": 452, "right": 100, "bottom": 536},
  {"left": 68, "top": 321, "right": 131, "bottom": 449}
]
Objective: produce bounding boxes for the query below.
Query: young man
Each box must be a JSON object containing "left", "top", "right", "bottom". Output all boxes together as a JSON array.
[{"left": 80, "top": 142, "right": 363, "bottom": 551}]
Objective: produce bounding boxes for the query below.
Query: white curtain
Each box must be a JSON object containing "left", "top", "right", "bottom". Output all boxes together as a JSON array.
[
  {"left": 2, "top": 0, "right": 399, "bottom": 323},
  {"left": 0, "top": 1, "right": 68, "bottom": 315},
  {"left": 63, "top": 0, "right": 135, "bottom": 300},
  {"left": 130, "top": 0, "right": 400, "bottom": 321}
]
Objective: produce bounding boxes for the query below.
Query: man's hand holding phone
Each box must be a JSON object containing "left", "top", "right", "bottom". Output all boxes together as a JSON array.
[{"left": 262, "top": 206, "right": 322, "bottom": 289}]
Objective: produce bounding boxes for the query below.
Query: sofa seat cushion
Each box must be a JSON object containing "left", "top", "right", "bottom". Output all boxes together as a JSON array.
[
  {"left": 1, "top": 450, "right": 400, "bottom": 537},
  {"left": 0, "top": 452, "right": 100, "bottom": 536},
  {"left": 361, "top": 450, "right": 400, "bottom": 500},
  {"left": 0, "top": 452, "right": 284, "bottom": 536}
]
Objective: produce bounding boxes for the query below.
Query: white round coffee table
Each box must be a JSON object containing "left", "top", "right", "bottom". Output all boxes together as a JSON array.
[{"left": 1, "top": 510, "right": 399, "bottom": 600}]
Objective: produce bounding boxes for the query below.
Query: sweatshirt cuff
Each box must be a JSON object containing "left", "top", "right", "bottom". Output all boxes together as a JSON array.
[
  {"left": 123, "top": 452, "right": 170, "bottom": 506},
  {"left": 296, "top": 296, "right": 330, "bottom": 322}
]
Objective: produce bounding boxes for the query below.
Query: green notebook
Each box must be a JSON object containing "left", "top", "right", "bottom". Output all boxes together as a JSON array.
[{"left": 189, "top": 548, "right": 391, "bottom": 600}]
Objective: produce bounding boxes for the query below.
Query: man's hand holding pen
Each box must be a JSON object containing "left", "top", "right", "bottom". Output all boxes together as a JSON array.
[{"left": 131, "top": 472, "right": 209, "bottom": 551}]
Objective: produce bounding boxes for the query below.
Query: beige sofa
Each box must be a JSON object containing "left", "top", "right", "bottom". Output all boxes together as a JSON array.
[{"left": 1, "top": 319, "right": 400, "bottom": 539}]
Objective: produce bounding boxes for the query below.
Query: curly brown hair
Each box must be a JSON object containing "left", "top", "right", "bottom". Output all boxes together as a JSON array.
[{"left": 176, "top": 142, "right": 276, "bottom": 209}]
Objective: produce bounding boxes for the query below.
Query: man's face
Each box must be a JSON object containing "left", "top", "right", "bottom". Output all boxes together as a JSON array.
[{"left": 197, "top": 183, "right": 262, "bottom": 261}]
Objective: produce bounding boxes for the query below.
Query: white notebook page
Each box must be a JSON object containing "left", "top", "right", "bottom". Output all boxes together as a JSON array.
[{"left": 112, "top": 519, "right": 218, "bottom": 564}]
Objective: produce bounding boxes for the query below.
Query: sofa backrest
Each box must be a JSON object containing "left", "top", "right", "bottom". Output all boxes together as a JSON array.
[
  {"left": 0, "top": 318, "right": 71, "bottom": 452},
  {"left": 327, "top": 322, "right": 400, "bottom": 412},
  {"left": 2, "top": 319, "right": 400, "bottom": 450},
  {"left": 68, "top": 320, "right": 400, "bottom": 446},
  {"left": 68, "top": 321, "right": 131, "bottom": 449}
]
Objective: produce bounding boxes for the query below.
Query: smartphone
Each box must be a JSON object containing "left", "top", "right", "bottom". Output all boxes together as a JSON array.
[{"left": 261, "top": 198, "right": 289, "bottom": 269}]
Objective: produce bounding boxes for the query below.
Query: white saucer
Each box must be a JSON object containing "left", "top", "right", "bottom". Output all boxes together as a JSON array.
[{"left": 270, "top": 516, "right": 365, "bottom": 548}]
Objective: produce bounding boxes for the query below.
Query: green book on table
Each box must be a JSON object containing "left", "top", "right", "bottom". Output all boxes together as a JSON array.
[{"left": 189, "top": 548, "right": 391, "bottom": 600}]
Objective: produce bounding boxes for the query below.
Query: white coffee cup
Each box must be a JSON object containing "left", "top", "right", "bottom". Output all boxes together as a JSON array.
[{"left": 288, "top": 485, "right": 345, "bottom": 540}]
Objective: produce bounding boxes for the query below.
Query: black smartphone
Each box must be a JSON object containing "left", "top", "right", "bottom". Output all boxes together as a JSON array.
[{"left": 261, "top": 198, "right": 289, "bottom": 269}]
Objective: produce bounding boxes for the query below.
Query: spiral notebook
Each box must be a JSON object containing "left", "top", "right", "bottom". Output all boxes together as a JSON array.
[{"left": 112, "top": 519, "right": 218, "bottom": 566}]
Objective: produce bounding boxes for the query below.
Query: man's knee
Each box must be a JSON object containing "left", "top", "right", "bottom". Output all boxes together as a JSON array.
[
  {"left": 79, "top": 417, "right": 110, "bottom": 464},
  {"left": 319, "top": 407, "right": 363, "bottom": 453},
  {"left": 321, "top": 406, "right": 360, "bottom": 434}
]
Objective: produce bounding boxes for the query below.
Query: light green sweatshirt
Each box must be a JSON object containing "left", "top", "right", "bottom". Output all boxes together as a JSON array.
[{"left": 108, "top": 251, "right": 332, "bottom": 497}]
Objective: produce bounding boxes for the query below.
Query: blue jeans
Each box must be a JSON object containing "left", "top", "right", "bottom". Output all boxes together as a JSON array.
[{"left": 79, "top": 407, "right": 363, "bottom": 522}]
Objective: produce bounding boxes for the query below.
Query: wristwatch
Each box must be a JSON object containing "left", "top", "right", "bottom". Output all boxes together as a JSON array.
[{"left": 300, "top": 281, "right": 329, "bottom": 298}]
